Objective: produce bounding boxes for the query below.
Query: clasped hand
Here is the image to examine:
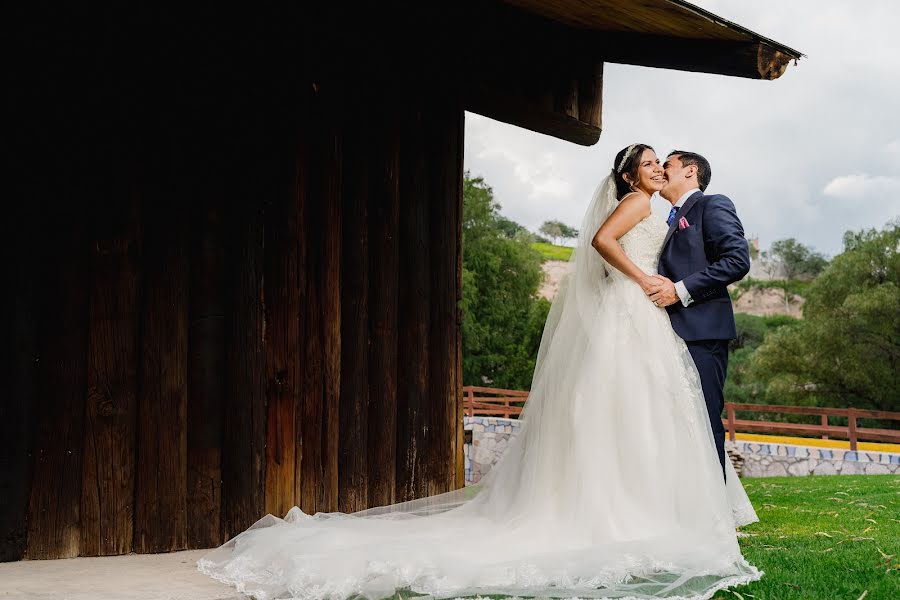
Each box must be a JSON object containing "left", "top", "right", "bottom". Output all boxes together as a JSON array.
[{"left": 639, "top": 275, "right": 679, "bottom": 307}]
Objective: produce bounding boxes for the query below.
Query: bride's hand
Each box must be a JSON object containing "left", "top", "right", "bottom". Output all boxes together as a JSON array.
[{"left": 637, "top": 274, "right": 663, "bottom": 295}]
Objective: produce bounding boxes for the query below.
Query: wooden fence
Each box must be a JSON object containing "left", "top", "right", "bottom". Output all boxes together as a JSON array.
[
  {"left": 725, "top": 403, "right": 900, "bottom": 451},
  {"left": 462, "top": 386, "right": 900, "bottom": 451},
  {"left": 462, "top": 386, "right": 527, "bottom": 419}
]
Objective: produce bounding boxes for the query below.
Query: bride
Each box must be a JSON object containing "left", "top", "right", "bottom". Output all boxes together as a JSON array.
[{"left": 198, "top": 144, "right": 762, "bottom": 600}]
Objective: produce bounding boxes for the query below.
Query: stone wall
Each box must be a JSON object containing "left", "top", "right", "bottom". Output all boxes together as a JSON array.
[
  {"left": 464, "top": 416, "right": 522, "bottom": 484},
  {"left": 729, "top": 440, "right": 900, "bottom": 477}
]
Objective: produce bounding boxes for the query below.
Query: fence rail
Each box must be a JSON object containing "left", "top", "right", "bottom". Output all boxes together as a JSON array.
[
  {"left": 462, "top": 386, "right": 526, "bottom": 419},
  {"left": 462, "top": 386, "right": 900, "bottom": 451},
  {"left": 725, "top": 403, "right": 900, "bottom": 451}
]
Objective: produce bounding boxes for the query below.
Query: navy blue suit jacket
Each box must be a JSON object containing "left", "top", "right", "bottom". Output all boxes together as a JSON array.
[{"left": 657, "top": 192, "right": 750, "bottom": 342}]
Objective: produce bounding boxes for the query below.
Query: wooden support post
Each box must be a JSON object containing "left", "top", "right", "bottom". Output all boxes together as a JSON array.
[
  {"left": 821, "top": 414, "right": 829, "bottom": 440},
  {"left": 848, "top": 409, "right": 858, "bottom": 451}
]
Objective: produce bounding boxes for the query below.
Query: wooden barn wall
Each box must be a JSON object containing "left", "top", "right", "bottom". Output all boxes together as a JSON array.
[{"left": 1, "top": 84, "right": 465, "bottom": 560}]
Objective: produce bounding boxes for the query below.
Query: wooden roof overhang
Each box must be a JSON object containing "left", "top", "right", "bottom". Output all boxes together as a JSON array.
[{"left": 462, "top": 0, "right": 803, "bottom": 145}]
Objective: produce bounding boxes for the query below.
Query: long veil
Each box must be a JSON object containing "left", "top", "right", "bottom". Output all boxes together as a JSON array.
[{"left": 198, "top": 175, "right": 761, "bottom": 600}]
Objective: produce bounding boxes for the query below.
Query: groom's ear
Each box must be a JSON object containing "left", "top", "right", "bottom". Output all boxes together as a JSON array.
[{"left": 685, "top": 165, "right": 698, "bottom": 180}]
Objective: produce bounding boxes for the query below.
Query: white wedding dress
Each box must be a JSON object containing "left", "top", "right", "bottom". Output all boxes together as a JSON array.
[{"left": 198, "top": 176, "right": 762, "bottom": 600}]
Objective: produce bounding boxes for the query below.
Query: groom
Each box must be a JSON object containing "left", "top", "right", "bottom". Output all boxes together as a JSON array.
[{"left": 647, "top": 151, "right": 750, "bottom": 479}]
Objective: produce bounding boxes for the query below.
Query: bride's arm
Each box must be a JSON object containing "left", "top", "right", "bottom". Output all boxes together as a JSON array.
[{"left": 591, "top": 194, "right": 658, "bottom": 293}]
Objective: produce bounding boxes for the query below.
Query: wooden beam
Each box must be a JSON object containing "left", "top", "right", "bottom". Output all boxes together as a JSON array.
[
  {"left": 593, "top": 33, "right": 795, "bottom": 81},
  {"left": 466, "top": 82, "right": 602, "bottom": 146}
]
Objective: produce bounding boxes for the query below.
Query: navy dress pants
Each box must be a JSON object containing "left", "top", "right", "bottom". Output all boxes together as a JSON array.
[{"left": 686, "top": 339, "right": 730, "bottom": 480}]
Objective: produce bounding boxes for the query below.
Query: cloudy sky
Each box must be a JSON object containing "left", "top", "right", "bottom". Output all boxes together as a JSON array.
[{"left": 463, "top": 0, "right": 900, "bottom": 255}]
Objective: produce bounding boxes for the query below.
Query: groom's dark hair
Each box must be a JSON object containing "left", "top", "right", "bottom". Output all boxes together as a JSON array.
[{"left": 668, "top": 151, "right": 711, "bottom": 191}]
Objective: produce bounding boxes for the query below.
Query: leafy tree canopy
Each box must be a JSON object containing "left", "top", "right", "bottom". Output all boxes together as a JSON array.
[
  {"left": 462, "top": 173, "right": 550, "bottom": 389},
  {"left": 538, "top": 220, "right": 578, "bottom": 245},
  {"left": 761, "top": 238, "right": 829, "bottom": 281},
  {"left": 750, "top": 220, "right": 900, "bottom": 412}
]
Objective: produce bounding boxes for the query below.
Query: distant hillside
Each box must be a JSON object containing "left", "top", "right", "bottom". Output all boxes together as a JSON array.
[
  {"left": 731, "top": 279, "right": 808, "bottom": 319},
  {"left": 732, "top": 286, "right": 804, "bottom": 318}
]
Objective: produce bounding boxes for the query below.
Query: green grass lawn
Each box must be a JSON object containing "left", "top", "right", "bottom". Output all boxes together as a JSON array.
[
  {"left": 531, "top": 242, "right": 573, "bottom": 261},
  {"left": 715, "top": 474, "right": 900, "bottom": 600}
]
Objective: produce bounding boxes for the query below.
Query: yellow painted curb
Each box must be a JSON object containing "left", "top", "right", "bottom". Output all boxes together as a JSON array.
[{"left": 734, "top": 433, "right": 900, "bottom": 453}]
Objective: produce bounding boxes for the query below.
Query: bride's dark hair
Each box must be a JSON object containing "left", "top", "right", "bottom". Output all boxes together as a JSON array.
[{"left": 611, "top": 143, "right": 654, "bottom": 200}]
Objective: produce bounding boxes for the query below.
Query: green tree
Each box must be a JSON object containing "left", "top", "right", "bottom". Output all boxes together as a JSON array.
[
  {"left": 761, "top": 238, "right": 829, "bottom": 280},
  {"left": 751, "top": 220, "right": 900, "bottom": 413},
  {"left": 538, "top": 220, "right": 578, "bottom": 245},
  {"left": 462, "top": 173, "right": 550, "bottom": 390},
  {"left": 538, "top": 220, "right": 563, "bottom": 245},
  {"left": 725, "top": 313, "right": 799, "bottom": 405},
  {"left": 495, "top": 215, "right": 529, "bottom": 240}
]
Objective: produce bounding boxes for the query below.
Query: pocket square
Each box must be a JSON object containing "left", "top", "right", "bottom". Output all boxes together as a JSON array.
[{"left": 678, "top": 217, "right": 690, "bottom": 230}]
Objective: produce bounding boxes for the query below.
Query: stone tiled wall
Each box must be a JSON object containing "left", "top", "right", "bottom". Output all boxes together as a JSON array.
[
  {"left": 730, "top": 440, "right": 900, "bottom": 477},
  {"left": 463, "top": 416, "right": 900, "bottom": 485},
  {"left": 464, "top": 416, "right": 522, "bottom": 485}
]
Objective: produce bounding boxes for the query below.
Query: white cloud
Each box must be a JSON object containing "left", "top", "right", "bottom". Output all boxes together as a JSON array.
[{"left": 823, "top": 174, "right": 900, "bottom": 200}]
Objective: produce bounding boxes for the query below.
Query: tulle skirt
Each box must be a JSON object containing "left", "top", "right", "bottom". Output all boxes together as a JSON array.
[{"left": 198, "top": 276, "right": 761, "bottom": 600}]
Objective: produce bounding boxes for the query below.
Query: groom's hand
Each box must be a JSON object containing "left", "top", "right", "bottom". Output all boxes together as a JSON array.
[{"left": 647, "top": 276, "right": 679, "bottom": 307}]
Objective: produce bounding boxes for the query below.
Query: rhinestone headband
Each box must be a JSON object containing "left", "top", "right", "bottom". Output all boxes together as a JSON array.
[{"left": 616, "top": 144, "right": 638, "bottom": 173}]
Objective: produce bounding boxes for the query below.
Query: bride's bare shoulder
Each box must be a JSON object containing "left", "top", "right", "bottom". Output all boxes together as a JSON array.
[{"left": 616, "top": 191, "right": 652, "bottom": 216}]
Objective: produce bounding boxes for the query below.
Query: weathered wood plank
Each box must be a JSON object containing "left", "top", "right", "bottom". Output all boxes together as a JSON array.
[
  {"left": 187, "top": 200, "right": 226, "bottom": 548},
  {"left": 223, "top": 200, "right": 267, "bottom": 536},
  {"left": 297, "top": 124, "right": 323, "bottom": 515},
  {"left": 135, "top": 203, "right": 189, "bottom": 553},
  {"left": 298, "top": 159, "right": 323, "bottom": 515},
  {"left": 263, "top": 164, "right": 302, "bottom": 520},
  {"left": 80, "top": 197, "right": 140, "bottom": 556},
  {"left": 396, "top": 103, "right": 431, "bottom": 502},
  {"left": 299, "top": 106, "right": 342, "bottom": 514},
  {"left": 454, "top": 117, "right": 465, "bottom": 489},
  {"left": 0, "top": 203, "right": 39, "bottom": 562},
  {"left": 366, "top": 113, "right": 401, "bottom": 509},
  {"left": 338, "top": 124, "right": 369, "bottom": 514},
  {"left": 426, "top": 102, "right": 464, "bottom": 496},
  {"left": 26, "top": 216, "right": 90, "bottom": 559},
  {"left": 450, "top": 106, "right": 465, "bottom": 491},
  {"left": 320, "top": 122, "right": 342, "bottom": 513}
]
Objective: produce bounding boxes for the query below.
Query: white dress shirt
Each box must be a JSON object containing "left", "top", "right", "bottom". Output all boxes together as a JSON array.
[{"left": 671, "top": 188, "right": 700, "bottom": 307}]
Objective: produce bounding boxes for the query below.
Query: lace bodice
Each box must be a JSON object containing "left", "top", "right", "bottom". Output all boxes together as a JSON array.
[{"left": 615, "top": 214, "right": 669, "bottom": 276}]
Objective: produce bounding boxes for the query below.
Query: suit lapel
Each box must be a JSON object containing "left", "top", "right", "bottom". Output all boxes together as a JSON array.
[{"left": 661, "top": 191, "right": 704, "bottom": 250}]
